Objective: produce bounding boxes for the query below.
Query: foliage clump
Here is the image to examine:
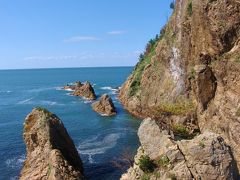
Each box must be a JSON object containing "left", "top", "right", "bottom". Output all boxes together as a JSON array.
[
  {"left": 152, "top": 99, "right": 195, "bottom": 116},
  {"left": 199, "top": 140, "right": 205, "bottom": 148},
  {"left": 128, "top": 34, "right": 160, "bottom": 97},
  {"left": 170, "top": 1, "right": 175, "bottom": 10},
  {"left": 157, "top": 155, "right": 170, "bottom": 168},
  {"left": 35, "top": 107, "right": 53, "bottom": 117},
  {"left": 172, "top": 124, "right": 193, "bottom": 139},
  {"left": 187, "top": 1, "right": 193, "bottom": 16},
  {"left": 138, "top": 155, "right": 156, "bottom": 173}
]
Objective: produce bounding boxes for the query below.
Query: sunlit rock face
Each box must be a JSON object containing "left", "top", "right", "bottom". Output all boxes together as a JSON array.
[
  {"left": 119, "top": 0, "right": 240, "bottom": 176},
  {"left": 20, "top": 108, "right": 84, "bottom": 180}
]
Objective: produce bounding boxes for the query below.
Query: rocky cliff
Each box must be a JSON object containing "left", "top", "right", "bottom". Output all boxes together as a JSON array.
[
  {"left": 119, "top": 0, "right": 240, "bottom": 178},
  {"left": 121, "top": 119, "right": 238, "bottom": 180},
  {"left": 20, "top": 108, "right": 84, "bottom": 180}
]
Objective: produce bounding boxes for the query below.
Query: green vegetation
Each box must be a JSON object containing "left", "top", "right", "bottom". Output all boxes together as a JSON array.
[
  {"left": 141, "top": 174, "right": 150, "bottom": 180},
  {"left": 199, "top": 140, "right": 205, "bottom": 148},
  {"left": 153, "top": 171, "right": 161, "bottom": 179},
  {"left": 170, "top": 1, "right": 175, "bottom": 9},
  {"left": 157, "top": 155, "right": 170, "bottom": 167},
  {"left": 138, "top": 155, "right": 156, "bottom": 173},
  {"left": 235, "top": 54, "right": 240, "bottom": 63},
  {"left": 153, "top": 99, "right": 195, "bottom": 116},
  {"left": 47, "top": 164, "right": 52, "bottom": 177},
  {"left": 35, "top": 107, "right": 53, "bottom": 117},
  {"left": 236, "top": 108, "right": 240, "bottom": 117},
  {"left": 189, "top": 68, "right": 196, "bottom": 79},
  {"left": 187, "top": 1, "right": 193, "bottom": 16},
  {"left": 172, "top": 124, "right": 192, "bottom": 139},
  {"left": 128, "top": 35, "right": 160, "bottom": 97}
]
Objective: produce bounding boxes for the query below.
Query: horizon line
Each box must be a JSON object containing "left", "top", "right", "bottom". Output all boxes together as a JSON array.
[{"left": 0, "top": 65, "right": 134, "bottom": 71}]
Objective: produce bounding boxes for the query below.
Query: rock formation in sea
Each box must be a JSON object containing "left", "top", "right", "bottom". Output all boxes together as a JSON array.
[
  {"left": 92, "top": 94, "right": 117, "bottom": 116},
  {"left": 20, "top": 108, "right": 84, "bottom": 180},
  {"left": 64, "top": 81, "right": 96, "bottom": 100},
  {"left": 119, "top": 0, "right": 240, "bottom": 178}
]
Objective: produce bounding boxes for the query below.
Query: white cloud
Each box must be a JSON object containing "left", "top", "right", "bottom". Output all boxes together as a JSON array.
[
  {"left": 63, "top": 36, "right": 100, "bottom": 43},
  {"left": 107, "top": 30, "right": 126, "bottom": 35},
  {"left": 24, "top": 55, "right": 78, "bottom": 61}
]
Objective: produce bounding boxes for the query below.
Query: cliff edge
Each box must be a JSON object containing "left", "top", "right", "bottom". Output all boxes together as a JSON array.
[
  {"left": 20, "top": 108, "right": 84, "bottom": 180},
  {"left": 119, "top": 0, "right": 240, "bottom": 178}
]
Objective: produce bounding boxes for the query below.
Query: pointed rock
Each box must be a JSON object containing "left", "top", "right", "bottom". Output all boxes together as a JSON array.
[
  {"left": 20, "top": 107, "right": 84, "bottom": 180},
  {"left": 92, "top": 94, "right": 117, "bottom": 116}
]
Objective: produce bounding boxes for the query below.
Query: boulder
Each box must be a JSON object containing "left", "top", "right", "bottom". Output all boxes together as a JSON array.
[
  {"left": 20, "top": 108, "right": 84, "bottom": 180},
  {"left": 92, "top": 94, "right": 116, "bottom": 116}
]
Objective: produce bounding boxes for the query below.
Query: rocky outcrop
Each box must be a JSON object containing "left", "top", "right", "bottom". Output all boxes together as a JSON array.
[
  {"left": 72, "top": 82, "right": 96, "bottom": 100},
  {"left": 63, "top": 81, "right": 96, "bottom": 100},
  {"left": 92, "top": 94, "right": 116, "bottom": 116},
  {"left": 63, "top": 81, "right": 82, "bottom": 91},
  {"left": 121, "top": 119, "right": 238, "bottom": 180},
  {"left": 20, "top": 108, "right": 84, "bottom": 180},
  {"left": 119, "top": 0, "right": 240, "bottom": 173}
]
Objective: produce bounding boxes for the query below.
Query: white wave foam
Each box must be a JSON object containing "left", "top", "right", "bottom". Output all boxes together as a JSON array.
[
  {"left": 0, "top": 90, "right": 12, "bottom": 93},
  {"left": 17, "top": 99, "right": 64, "bottom": 106},
  {"left": 5, "top": 154, "right": 25, "bottom": 169},
  {"left": 64, "top": 88, "right": 74, "bottom": 92},
  {"left": 78, "top": 133, "right": 121, "bottom": 163},
  {"left": 100, "top": 86, "right": 118, "bottom": 91},
  {"left": 27, "top": 87, "right": 56, "bottom": 93},
  {"left": 84, "top": 100, "right": 92, "bottom": 104},
  {"left": 17, "top": 98, "right": 33, "bottom": 105},
  {"left": 55, "top": 87, "right": 62, "bottom": 91}
]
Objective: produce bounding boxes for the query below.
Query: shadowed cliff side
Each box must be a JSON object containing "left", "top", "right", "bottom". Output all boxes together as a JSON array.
[
  {"left": 119, "top": 0, "right": 240, "bottom": 176},
  {"left": 20, "top": 108, "right": 84, "bottom": 180}
]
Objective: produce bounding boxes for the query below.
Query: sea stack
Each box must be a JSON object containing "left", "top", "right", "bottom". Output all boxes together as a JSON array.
[
  {"left": 72, "top": 82, "right": 96, "bottom": 100},
  {"left": 92, "top": 94, "right": 117, "bottom": 116},
  {"left": 20, "top": 108, "right": 84, "bottom": 180}
]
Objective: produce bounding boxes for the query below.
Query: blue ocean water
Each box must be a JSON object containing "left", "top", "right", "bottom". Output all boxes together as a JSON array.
[{"left": 0, "top": 67, "right": 140, "bottom": 180}]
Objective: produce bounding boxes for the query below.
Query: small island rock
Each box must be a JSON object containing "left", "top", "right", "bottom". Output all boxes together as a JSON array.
[
  {"left": 20, "top": 108, "right": 84, "bottom": 180},
  {"left": 92, "top": 94, "right": 117, "bottom": 116},
  {"left": 72, "top": 82, "right": 96, "bottom": 100}
]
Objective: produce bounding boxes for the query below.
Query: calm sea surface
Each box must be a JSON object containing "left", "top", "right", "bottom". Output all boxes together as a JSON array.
[{"left": 0, "top": 67, "right": 140, "bottom": 180}]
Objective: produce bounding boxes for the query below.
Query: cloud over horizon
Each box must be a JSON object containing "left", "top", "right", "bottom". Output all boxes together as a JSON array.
[{"left": 24, "top": 51, "right": 141, "bottom": 61}]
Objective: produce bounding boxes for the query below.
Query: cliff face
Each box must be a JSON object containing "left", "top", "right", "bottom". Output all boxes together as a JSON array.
[
  {"left": 20, "top": 108, "right": 84, "bottom": 180},
  {"left": 119, "top": 0, "right": 240, "bottom": 177}
]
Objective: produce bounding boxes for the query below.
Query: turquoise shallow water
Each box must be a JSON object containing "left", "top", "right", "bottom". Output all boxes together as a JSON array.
[{"left": 0, "top": 67, "right": 140, "bottom": 180}]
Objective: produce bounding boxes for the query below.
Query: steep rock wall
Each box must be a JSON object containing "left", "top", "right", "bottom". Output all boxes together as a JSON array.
[{"left": 119, "top": 0, "right": 240, "bottom": 172}]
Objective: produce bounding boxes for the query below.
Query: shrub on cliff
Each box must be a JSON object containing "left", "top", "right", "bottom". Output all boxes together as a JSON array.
[{"left": 138, "top": 155, "right": 156, "bottom": 173}]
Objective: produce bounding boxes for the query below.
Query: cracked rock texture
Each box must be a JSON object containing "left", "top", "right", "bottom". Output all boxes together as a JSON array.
[
  {"left": 119, "top": 0, "right": 240, "bottom": 178},
  {"left": 20, "top": 108, "right": 84, "bottom": 180},
  {"left": 121, "top": 119, "right": 238, "bottom": 180}
]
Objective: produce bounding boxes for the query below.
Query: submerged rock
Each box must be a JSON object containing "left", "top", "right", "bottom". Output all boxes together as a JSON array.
[
  {"left": 92, "top": 94, "right": 116, "bottom": 116},
  {"left": 20, "top": 108, "right": 84, "bottom": 180}
]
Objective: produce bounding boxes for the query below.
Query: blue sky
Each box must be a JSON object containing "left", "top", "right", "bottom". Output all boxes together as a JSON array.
[{"left": 0, "top": 0, "right": 173, "bottom": 69}]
